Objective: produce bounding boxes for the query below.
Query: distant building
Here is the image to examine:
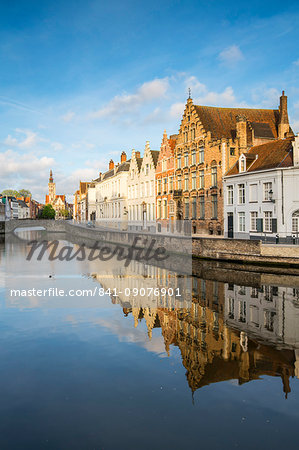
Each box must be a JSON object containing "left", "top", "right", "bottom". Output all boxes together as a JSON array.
[
  {"left": 73, "top": 182, "right": 91, "bottom": 222},
  {"left": 17, "top": 200, "right": 30, "bottom": 219},
  {"left": 223, "top": 135, "right": 299, "bottom": 241},
  {"left": 45, "top": 170, "right": 69, "bottom": 219}
]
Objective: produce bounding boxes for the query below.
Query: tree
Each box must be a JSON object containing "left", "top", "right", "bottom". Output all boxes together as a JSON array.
[
  {"left": 40, "top": 204, "right": 55, "bottom": 219},
  {"left": 1, "top": 189, "right": 20, "bottom": 197},
  {"left": 61, "top": 209, "right": 69, "bottom": 218},
  {"left": 19, "top": 189, "right": 32, "bottom": 198}
]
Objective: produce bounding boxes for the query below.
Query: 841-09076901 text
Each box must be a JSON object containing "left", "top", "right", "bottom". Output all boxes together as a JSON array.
[{"left": 9, "top": 287, "right": 182, "bottom": 298}]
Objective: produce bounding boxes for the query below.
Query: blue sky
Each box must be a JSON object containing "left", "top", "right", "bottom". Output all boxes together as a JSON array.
[{"left": 0, "top": 0, "right": 299, "bottom": 201}]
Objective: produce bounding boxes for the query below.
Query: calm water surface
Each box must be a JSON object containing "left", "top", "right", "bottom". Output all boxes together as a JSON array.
[{"left": 0, "top": 231, "right": 299, "bottom": 449}]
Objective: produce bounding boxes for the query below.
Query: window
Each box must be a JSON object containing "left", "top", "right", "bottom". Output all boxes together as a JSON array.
[
  {"left": 191, "top": 127, "right": 196, "bottom": 140},
  {"left": 264, "top": 211, "right": 273, "bottom": 232},
  {"left": 191, "top": 149, "right": 196, "bottom": 164},
  {"left": 184, "top": 131, "right": 188, "bottom": 143},
  {"left": 191, "top": 172, "right": 196, "bottom": 189},
  {"left": 264, "top": 310, "right": 276, "bottom": 332},
  {"left": 169, "top": 200, "right": 175, "bottom": 214},
  {"left": 199, "top": 146, "right": 204, "bottom": 163},
  {"left": 157, "top": 179, "right": 161, "bottom": 195},
  {"left": 292, "top": 211, "right": 299, "bottom": 232},
  {"left": 184, "top": 152, "right": 189, "bottom": 167},
  {"left": 227, "top": 185, "right": 233, "bottom": 205},
  {"left": 163, "top": 177, "right": 167, "bottom": 194},
  {"left": 211, "top": 166, "right": 217, "bottom": 187},
  {"left": 239, "top": 300, "right": 246, "bottom": 323},
  {"left": 238, "top": 212, "right": 245, "bottom": 232},
  {"left": 240, "top": 157, "right": 246, "bottom": 172},
  {"left": 191, "top": 198, "right": 197, "bottom": 219},
  {"left": 199, "top": 196, "right": 205, "bottom": 218},
  {"left": 177, "top": 155, "right": 181, "bottom": 169},
  {"left": 250, "top": 212, "right": 258, "bottom": 231},
  {"left": 145, "top": 163, "right": 149, "bottom": 175},
  {"left": 161, "top": 160, "right": 166, "bottom": 171},
  {"left": 163, "top": 199, "right": 167, "bottom": 219},
  {"left": 238, "top": 184, "right": 245, "bottom": 204},
  {"left": 184, "top": 198, "right": 189, "bottom": 219},
  {"left": 177, "top": 175, "right": 182, "bottom": 190},
  {"left": 157, "top": 200, "right": 161, "bottom": 219},
  {"left": 249, "top": 184, "right": 257, "bottom": 202},
  {"left": 169, "top": 176, "right": 173, "bottom": 192},
  {"left": 228, "top": 298, "right": 234, "bottom": 319},
  {"left": 230, "top": 147, "right": 235, "bottom": 156},
  {"left": 199, "top": 170, "right": 204, "bottom": 189},
  {"left": 184, "top": 174, "right": 189, "bottom": 191},
  {"left": 263, "top": 182, "right": 272, "bottom": 201},
  {"left": 212, "top": 195, "right": 217, "bottom": 219}
]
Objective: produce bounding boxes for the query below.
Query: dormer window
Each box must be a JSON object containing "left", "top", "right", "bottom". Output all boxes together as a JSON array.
[{"left": 239, "top": 155, "right": 246, "bottom": 173}]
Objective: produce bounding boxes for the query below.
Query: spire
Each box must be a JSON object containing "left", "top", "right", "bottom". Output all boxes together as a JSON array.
[
  {"left": 188, "top": 87, "right": 191, "bottom": 99},
  {"left": 49, "top": 170, "right": 53, "bottom": 183}
]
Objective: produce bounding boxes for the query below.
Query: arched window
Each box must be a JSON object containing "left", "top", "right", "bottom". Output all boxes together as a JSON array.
[{"left": 292, "top": 210, "right": 299, "bottom": 233}]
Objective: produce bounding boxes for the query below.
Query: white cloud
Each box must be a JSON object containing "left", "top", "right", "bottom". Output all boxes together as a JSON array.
[
  {"left": 51, "top": 142, "right": 63, "bottom": 151},
  {"left": 61, "top": 111, "right": 75, "bottom": 122},
  {"left": 0, "top": 150, "right": 54, "bottom": 178},
  {"left": 4, "top": 128, "right": 44, "bottom": 149},
  {"left": 89, "top": 77, "right": 169, "bottom": 119},
  {"left": 218, "top": 45, "right": 244, "bottom": 65},
  {"left": 293, "top": 59, "right": 299, "bottom": 66},
  {"left": 169, "top": 102, "right": 185, "bottom": 119}
]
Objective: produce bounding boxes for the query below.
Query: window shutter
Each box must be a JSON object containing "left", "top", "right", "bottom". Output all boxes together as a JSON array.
[
  {"left": 256, "top": 218, "right": 263, "bottom": 232},
  {"left": 272, "top": 218, "right": 277, "bottom": 233}
]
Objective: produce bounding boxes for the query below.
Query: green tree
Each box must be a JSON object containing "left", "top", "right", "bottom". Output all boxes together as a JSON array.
[
  {"left": 1, "top": 189, "right": 20, "bottom": 197},
  {"left": 61, "top": 209, "right": 69, "bottom": 218},
  {"left": 19, "top": 189, "right": 32, "bottom": 198},
  {"left": 40, "top": 204, "right": 56, "bottom": 219}
]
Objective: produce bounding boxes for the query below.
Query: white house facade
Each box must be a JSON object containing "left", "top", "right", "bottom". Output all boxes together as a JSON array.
[
  {"left": 127, "top": 142, "right": 159, "bottom": 230},
  {"left": 223, "top": 136, "right": 299, "bottom": 242},
  {"left": 94, "top": 152, "right": 130, "bottom": 225}
]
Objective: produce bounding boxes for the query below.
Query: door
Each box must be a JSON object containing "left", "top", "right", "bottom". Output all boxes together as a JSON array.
[{"left": 228, "top": 213, "right": 234, "bottom": 238}]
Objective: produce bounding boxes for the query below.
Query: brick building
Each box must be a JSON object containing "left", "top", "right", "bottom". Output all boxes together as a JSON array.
[
  {"left": 155, "top": 130, "right": 178, "bottom": 225},
  {"left": 174, "top": 91, "right": 293, "bottom": 235}
]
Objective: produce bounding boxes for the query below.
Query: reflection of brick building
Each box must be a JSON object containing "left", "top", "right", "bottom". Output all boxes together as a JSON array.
[
  {"left": 174, "top": 92, "right": 293, "bottom": 235},
  {"left": 116, "top": 277, "right": 297, "bottom": 397}
]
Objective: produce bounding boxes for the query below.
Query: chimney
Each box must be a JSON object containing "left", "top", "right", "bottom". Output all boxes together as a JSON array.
[
  {"left": 121, "top": 151, "right": 127, "bottom": 163},
  {"left": 109, "top": 159, "right": 114, "bottom": 170},
  {"left": 278, "top": 90, "right": 290, "bottom": 139},
  {"left": 99, "top": 172, "right": 102, "bottom": 180},
  {"left": 135, "top": 151, "right": 140, "bottom": 159},
  {"left": 292, "top": 135, "right": 299, "bottom": 166},
  {"left": 236, "top": 115, "right": 247, "bottom": 150}
]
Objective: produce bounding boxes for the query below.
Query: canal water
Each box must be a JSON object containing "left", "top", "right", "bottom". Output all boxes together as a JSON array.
[{"left": 0, "top": 231, "right": 298, "bottom": 449}]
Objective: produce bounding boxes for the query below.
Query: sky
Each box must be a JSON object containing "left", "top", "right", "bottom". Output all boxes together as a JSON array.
[{"left": 0, "top": 0, "right": 299, "bottom": 202}]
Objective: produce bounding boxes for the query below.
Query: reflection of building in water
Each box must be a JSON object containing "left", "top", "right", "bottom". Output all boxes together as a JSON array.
[
  {"left": 91, "top": 257, "right": 192, "bottom": 310},
  {"left": 113, "top": 277, "right": 299, "bottom": 397},
  {"left": 224, "top": 283, "right": 299, "bottom": 349}
]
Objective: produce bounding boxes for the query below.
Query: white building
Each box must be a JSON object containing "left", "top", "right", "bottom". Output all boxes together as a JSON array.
[
  {"left": 17, "top": 200, "right": 30, "bottom": 219},
  {"left": 94, "top": 152, "right": 130, "bottom": 225},
  {"left": 127, "top": 142, "right": 159, "bottom": 230},
  {"left": 223, "top": 135, "right": 299, "bottom": 242}
]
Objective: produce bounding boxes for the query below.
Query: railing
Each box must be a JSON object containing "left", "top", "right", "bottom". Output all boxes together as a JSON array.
[{"left": 251, "top": 232, "right": 299, "bottom": 245}]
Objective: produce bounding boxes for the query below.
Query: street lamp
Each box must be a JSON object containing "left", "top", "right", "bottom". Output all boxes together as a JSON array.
[{"left": 269, "top": 189, "right": 275, "bottom": 202}]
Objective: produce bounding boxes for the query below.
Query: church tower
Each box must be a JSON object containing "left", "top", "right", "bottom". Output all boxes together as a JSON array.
[{"left": 48, "top": 169, "right": 56, "bottom": 203}]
